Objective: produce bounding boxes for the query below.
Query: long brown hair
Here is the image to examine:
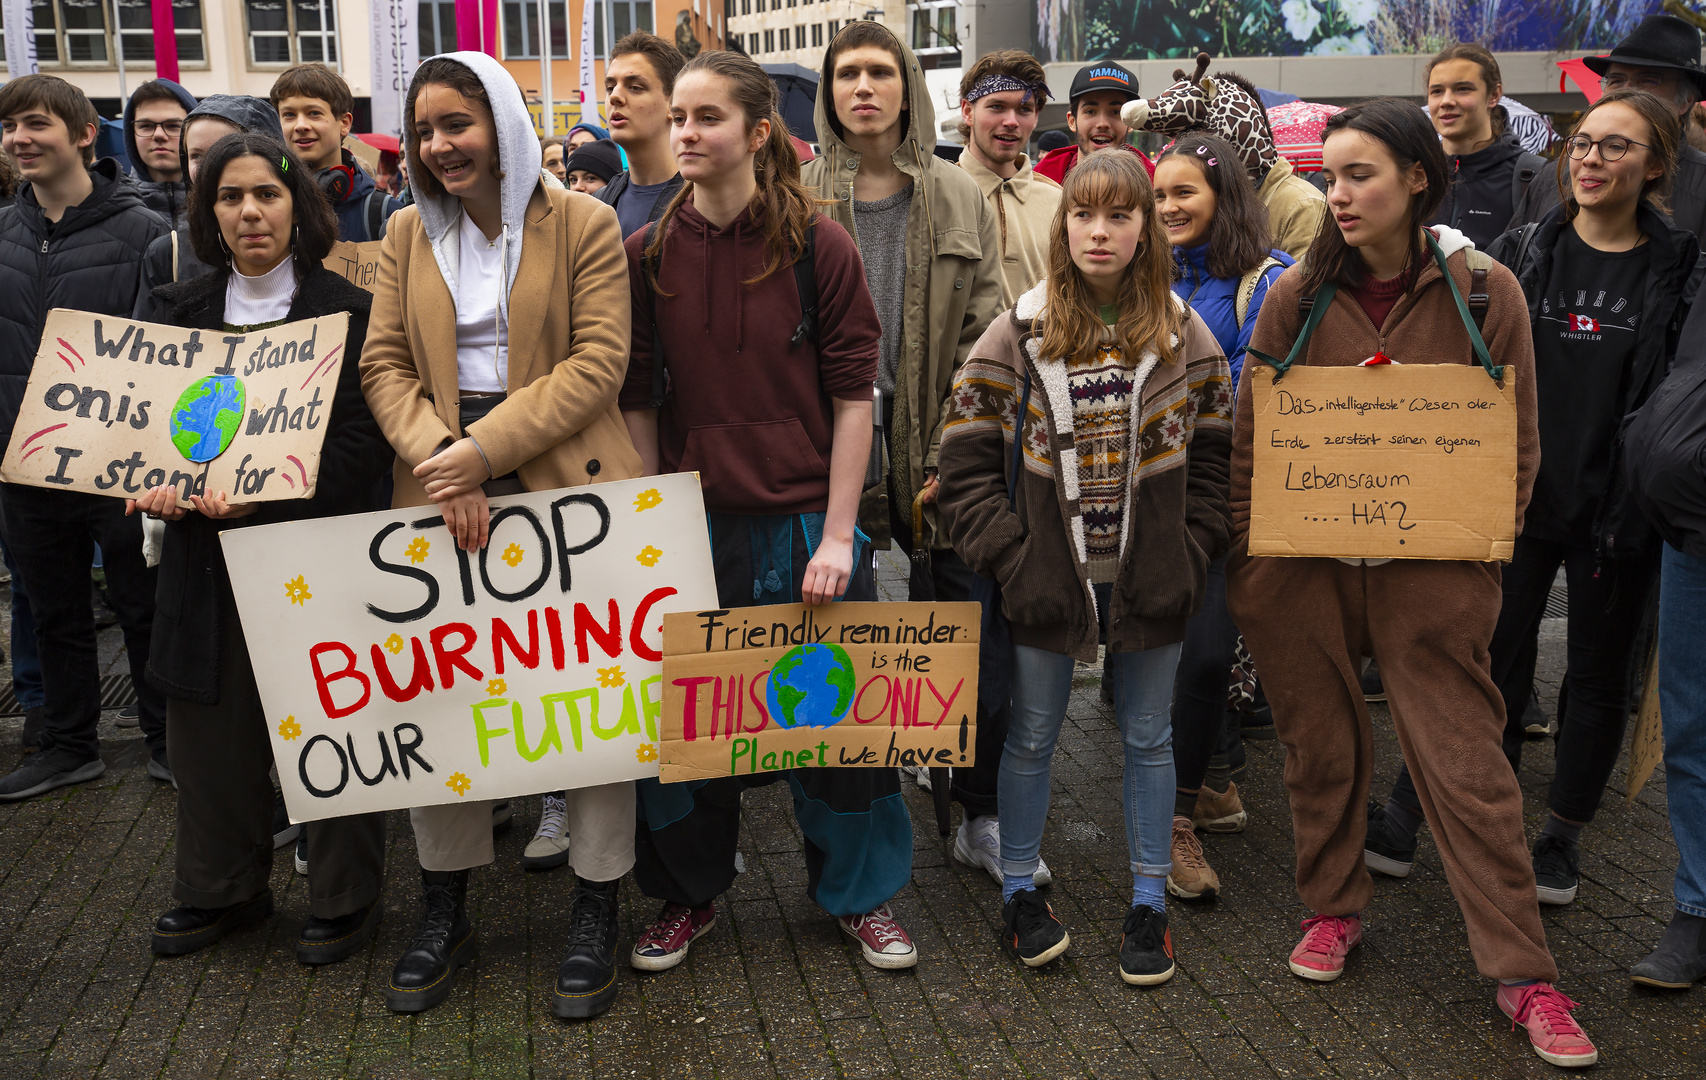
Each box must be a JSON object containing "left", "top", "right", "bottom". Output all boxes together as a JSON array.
[
  {"left": 1039, "top": 149, "right": 1181, "bottom": 368},
  {"left": 1554, "top": 88, "right": 1681, "bottom": 221},
  {"left": 643, "top": 49, "right": 815, "bottom": 287}
]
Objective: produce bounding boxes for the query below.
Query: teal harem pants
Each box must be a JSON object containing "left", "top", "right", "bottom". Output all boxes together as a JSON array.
[{"left": 633, "top": 512, "right": 914, "bottom": 917}]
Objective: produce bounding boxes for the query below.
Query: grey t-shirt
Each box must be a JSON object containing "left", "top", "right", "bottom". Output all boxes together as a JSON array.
[
  {"left": 853, "top": 186, "right": 913, "bottom": 397},
  {"left": 615, "top": 177, "right": 674, "bottom": 238}
]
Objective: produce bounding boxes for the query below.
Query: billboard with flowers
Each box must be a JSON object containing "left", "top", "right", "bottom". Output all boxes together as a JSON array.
[{"left": 1035, "top": 0, "right": 1667, "bottom": 62}]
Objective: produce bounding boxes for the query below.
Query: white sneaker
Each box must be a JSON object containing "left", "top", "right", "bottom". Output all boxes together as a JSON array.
[
  {"left": 952, "top": 816, "right": 1052, "bottom": 887},
  {"left": 523, "top": 792, "right": 571, "bottom": 871},
  {"left": 901, "top": 765, "right": 933, "bottom": 791}
]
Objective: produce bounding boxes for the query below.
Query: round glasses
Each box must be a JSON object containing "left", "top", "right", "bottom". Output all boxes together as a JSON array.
[{"left": 1564, "top": 135, "right": 1648, "bottom": 161}]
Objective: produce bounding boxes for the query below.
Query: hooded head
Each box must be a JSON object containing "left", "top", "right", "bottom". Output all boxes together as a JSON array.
[
  {"left": 179, "top": 95, "right": 285, "bottom": 186},
  {"left": 814, "top": 20, "right": 934, "bottom": 162},
  {"left": 124, "top": 79, "right": 197, "bottom": 184},
  {"left": 405, "top": 52, "right": 543, "bottom": 322},
  {"left": 568, "top": 121, "right": 611, "bottom": 144}
]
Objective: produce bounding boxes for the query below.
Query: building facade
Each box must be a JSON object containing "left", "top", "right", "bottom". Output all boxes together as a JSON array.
[{"left": 723, "top": 0, "right": 961, "bottom": 72}]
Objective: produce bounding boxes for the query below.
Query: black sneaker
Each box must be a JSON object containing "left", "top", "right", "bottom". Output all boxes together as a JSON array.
[
  {"left": 1363, "top": 801, "right": 1416, "bottom": 879},
  {"left": 1532, "top": 834, "right": 1579, "bottom": 906},
  {"left": 0, "top": 750, "right": 105, "bottom": 801},
  {"left": 272, "top": 791, "right": 300, "bottom": 850},
  {"left": 1118, "top": 905, "right": 1175, "bottom": 985},
  {"left": 1001, "top": 888, "right": 1070, "bottom": 967},
  {"left": 114, "top": 704, "right": 140, "bottom": 728},
  {"left": 1361, "top": 660, "right": 1386, "bottom": 703}
]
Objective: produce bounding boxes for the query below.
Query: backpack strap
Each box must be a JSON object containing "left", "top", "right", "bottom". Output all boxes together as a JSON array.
[
  {"left": 1511, "top": 221, "right": 1540, "bottom": 279},
  {"left": 170, "top": 229, "right": 180, "bottom": 284},
  {"left": 1235, "top": 256, "right": 1285, "bottom": 331},
  {"left": 789, "top": 220, "right": 819, "bottom": 347},
  {"left": 642, "top": 220, "right": 668, "bottom": 410},
  {"left": 1251, "top": 281, "right": 1337, "bottom": 381},
  {"left": 1427, "top": 234, "right": 1501, "bottom": 381},
  {"left": 1464, "top": 247, "right": 1490, "bottom": 331},
  {"left": 363, "top": 189, "right": 389, "bottom": 242}
]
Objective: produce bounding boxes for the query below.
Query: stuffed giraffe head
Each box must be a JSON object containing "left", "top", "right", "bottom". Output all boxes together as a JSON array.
[{"left": 1120, "top": 52, "right": 1280, "bottom": 184}]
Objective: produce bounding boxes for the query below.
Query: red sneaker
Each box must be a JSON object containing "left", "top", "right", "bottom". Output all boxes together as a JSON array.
[
  {"left": 838, "top": 904, "right": 918, "bottom": 969},
  {"left": 1498, "top": 982, "right": 1599, "bottom": 1068},
  {"left": 629, "top": 901, "right": 715, "bottom": 972},
  {"left": 1287, "top": 913, "right": 1362, "bottom": 982}
]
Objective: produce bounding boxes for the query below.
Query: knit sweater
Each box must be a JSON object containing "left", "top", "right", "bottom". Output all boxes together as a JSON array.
[{"left": 1067, "top": 341, "right": 1137, "bottom": 582}]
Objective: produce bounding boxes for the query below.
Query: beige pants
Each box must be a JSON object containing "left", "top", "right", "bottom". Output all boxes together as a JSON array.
[{"left": 410, "top": 781, "right": 637, "bottom": 880}]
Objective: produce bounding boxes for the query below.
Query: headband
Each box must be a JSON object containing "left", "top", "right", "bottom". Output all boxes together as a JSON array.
[{"left": 965, "top": 73, "right": 1051, "bottom": 105}]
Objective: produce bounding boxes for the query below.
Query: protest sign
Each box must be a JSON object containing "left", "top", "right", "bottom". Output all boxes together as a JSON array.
[
  {"left": 219, "top": 474, "right": 719, "bottom": 822},
  {"left": 1627, "top": 646, "right": 1663, "bottom": 804},
  {"left": 327, "top": 240, "right": 383, "bottom": 292},
  {"left": 0, "top": 309, "right": 348, "bottom": 505},
  {"left": 1248, "top": 364, "right": 1519, "bottom": 561},
  {"left": 658, "top": 602, "right": 980, "bottom": 783}
]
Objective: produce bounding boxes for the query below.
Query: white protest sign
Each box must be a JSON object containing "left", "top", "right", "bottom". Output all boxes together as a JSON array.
[
  {"left": 219, "top": 474, "right": 718, "bottom": 823},
  {"left": 0, "top": 310, "right": 349, "bottom": 505}
]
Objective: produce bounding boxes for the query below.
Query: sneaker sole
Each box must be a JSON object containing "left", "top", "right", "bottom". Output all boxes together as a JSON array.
[
  {"left": 629, "top": 915, "right": 716, "bottom": 972},
  {"left": 1239, "top": 724, "right": 1277, "bottom": 741},
  {"left": 1013, "top": 930, "right": 1071, "bottom": 968},
  {"left": 294, "top": 854, "right": 308, "bottom": 875},
  {"left": 1364, "top": 849, "right": 1413, "bottom": 879},
  {"left": 1497, "top": 999, "right": 1599, "bottom": 1067},
  {"left": 385, "top": 931, "right": 477, "bottom": 1013},
  {"left": 1193, "top": 812, "right": 1247, "bottom": 833},
  {"left": 552, "top": 966, "right": 619, "bottom": 1019},
  {"left": 1631, "top": 971, "right": 1696, "bottom": 989},
  {"left": 1524, "top": 723, "right": 1555, "bottom": 736},
  {"left": 0, "top": 758, "right": 106, "bottom": 801},
  {"left": 1535, "top": 883, "right": 1578, "bottom": 906},
  {"left": 296, "top": 904, "right": 382, "bottom": 966},
  {"left": 840, "top": 923, "right": 918, "bottom": 970},
  {"left": 1165, "top": 874, "right": 1218, "bottom": 901},
  {"left": 1119, "top": 959, "right": 1175, "bottom": 986},
  {"left": 522, "top": 846, "right": 573, "bottom": 872},
  {"left": 953, "top": 833, "right": 1053, "bottom": 888},
  {"left": 152, "top": 892, "right": 274, "bottom": 956},
  {"left": 1288, "top": 958, "right": 1346, "bottom": 982}
]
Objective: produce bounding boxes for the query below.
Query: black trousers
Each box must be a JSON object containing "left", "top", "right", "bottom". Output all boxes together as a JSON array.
[
  {"left": 1171, "top": 557, "right": 1238, "bottom": 791},
  {"left": 0, "top": 484, "right": 165, "bottom": 761},
  {"left": 170, "top": 604, "right": 384, "bottom": 918},
  {"left": 1391, "top": 534, "right": 1659, "bottom": 825}
]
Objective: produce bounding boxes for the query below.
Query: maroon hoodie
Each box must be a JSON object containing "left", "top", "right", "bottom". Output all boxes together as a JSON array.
[{"left": 620, "top": 198, "right": 880, "bottom": 515}]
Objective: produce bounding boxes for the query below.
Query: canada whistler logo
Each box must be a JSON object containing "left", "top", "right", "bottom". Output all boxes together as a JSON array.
[{"left": 1569, "top": 314, "right": 1600, "bottom": 332}]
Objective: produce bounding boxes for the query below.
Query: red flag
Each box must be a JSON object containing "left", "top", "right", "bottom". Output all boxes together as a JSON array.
[
  {"left": 151, "top": 0, "right": 178, "bottom": 82},
  {"left": 1569, "top": 314, "right": 1600, "bottom": 332}
]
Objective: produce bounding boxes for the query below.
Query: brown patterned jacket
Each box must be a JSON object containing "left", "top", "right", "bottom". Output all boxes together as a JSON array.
[{"left": 937, "top": 281, "right": 1233, "bottom": 662}]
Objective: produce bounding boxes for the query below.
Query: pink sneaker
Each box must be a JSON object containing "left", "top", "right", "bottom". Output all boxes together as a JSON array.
[
  {"left": 1498, "top": 982, "right": 1599, "bottom": 1068},
  {"left": 629, "top": 901, "right": 716, "bottom": 971},
  {"left": 839, "top": 904, "right": 918, "bottom": 969},
  {"left": 1287, "top": 913, "right": 1363, "bottom": 982}
]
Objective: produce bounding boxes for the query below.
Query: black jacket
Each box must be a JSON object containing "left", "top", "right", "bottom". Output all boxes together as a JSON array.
[
  {"left": 1625, "top": 316, "right": 1706, "bottom": 561},
  {"left": 145, "top": 267, "right": 390, "bottom": 703},
  {"left": 1514, "top": 144, "right": 1706, "bottom": 244},
  {"left": 1487, "top": 203, "right": 1704, "bottom": 559},
  {"left": 594, "top": 169, "right": 684, "bottom": 235},
  {"left": 1430, "top": 133, "right": 1549, "bottom": 250},
  {"left": 0, "top": 159, "right": 169, "bottom": 446}
]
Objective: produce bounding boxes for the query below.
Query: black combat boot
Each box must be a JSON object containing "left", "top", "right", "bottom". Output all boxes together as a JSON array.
[
  {"left": 385, "top": 869, "right": 475, "bottom": 1013},
  {"left": 553, "top": 878, "right": 621, "bottom": 1018}
]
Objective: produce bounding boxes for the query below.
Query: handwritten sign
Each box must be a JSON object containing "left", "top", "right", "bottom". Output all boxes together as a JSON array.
[
  {"left": 0, "top": 309, "right": 348, "bottom": 505},
  {"left": 327, "top": 240, "right": 382, "bottom": 292},
  {"left": 658, "top": 602, "right": 980, "bottom": 783},
  {"left": 1626, "top": 645, "right": 1663, "bottom": 804},
  {"left": 1248, "top": 364, "right": 1519, "bottom": 561},
  {"left": 219, "top": 474, "right": 719, "bottom": 823}
]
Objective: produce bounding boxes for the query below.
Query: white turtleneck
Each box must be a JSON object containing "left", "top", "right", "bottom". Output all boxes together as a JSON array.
[{"left": 225, "top": 256, "right": 297, "bottom": 326}]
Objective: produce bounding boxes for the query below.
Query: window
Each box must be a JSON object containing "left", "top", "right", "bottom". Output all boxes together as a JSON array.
[
  {"left": 740, "top": 0, "right": 748, "bottom": 11},
  {"left": 594, "top": 0, "right": 653, "bottom": 57},
  {"left": 826, "top": 18, "right": 837, "bottom": 38},
  {"left": 5, "top": 0, "right": 206, "bottom": 66},
  {"left": 908, "top": 1, "right": 955, "bottom": 54},
  {"left": 245, "top": 0, "right": 340, "bottom": 67},
  {"left": 793, "top": 24, "right": 803, "bottom": 48},
  {"left": 763, "top": 28, "right": 773, "bottom": 52},
  {"left": 811, "top": 22, "right": 821, "bottom": 46},
  {"left": 502, "top": 0, "right": 568, "bottom": 59},
  {"left": 420, "top": 0, "right": 457, "bottom": 55}
]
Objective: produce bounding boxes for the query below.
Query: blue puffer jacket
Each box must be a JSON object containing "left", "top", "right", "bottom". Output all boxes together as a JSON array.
[{"left": 1171, "top": 242, "right": 1292, "bottom": 390}]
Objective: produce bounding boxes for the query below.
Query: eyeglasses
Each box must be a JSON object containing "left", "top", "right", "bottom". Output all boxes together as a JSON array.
[
  {"left": 133, "top": 120, "right": 183, "bottom": 138},
  {"left": 1564, "top": 135, "right": 1648, "bottom": 161},
  {"left": 1600, "top": 72, "right": 1675, "bottom": 93}
]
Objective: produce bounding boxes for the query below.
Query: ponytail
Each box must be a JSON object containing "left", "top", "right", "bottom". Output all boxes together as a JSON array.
[{"left": 643, "top": 50, "right": 818, "bottom": 291}]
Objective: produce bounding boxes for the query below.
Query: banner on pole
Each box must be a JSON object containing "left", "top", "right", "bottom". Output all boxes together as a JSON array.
[
  {"left": 220, "top": 474, "right": 719, "bottom": 822},
  {"left": 579, "top": 0, "right": 598, "bottom": 113},
  {"left": 3, "top": 0, "right": 38, "bottom": 77},
  {"left": 370, "top": 0, "right": 418, "bottom": 137}
]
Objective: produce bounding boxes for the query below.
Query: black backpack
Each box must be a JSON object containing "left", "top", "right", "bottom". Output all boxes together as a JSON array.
[
  {"left": 1625, "top": 347, "right": 1706, "bottom": 560},
  {"left": 639, "top": 218, "right": 820, "bottom": 409}
]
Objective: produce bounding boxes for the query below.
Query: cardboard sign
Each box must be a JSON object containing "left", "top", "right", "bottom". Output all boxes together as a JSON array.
[
  {"left": 0, "top": 310, "right": 349, "bottom": 505},
  {"left": 658, "top": 602, "right": 980, "bottom": 783},
  {"left": 219, "top": 474, "right": 719, "bottom": 823},
  {"left": 1626, "top": 645, "right": 1663, "bottom": 804},
  {"left": 327, "top": 240, "right": 383, "bottom": 292},
  {"left": 1248, "top": 364, "right": 1519, "bottom": 561}
]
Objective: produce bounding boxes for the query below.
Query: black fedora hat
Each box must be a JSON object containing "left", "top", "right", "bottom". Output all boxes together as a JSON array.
[{"left": 1584, "top": 14, "right": 1706, "bottom": 96}]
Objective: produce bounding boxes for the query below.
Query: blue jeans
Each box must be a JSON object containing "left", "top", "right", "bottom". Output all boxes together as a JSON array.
[
  {"left": 1000, "top": 641, "right": 1183, "bottom": 879},
  {"left": 1660, "top": 544, "right": 1706, "bottom": 918}
]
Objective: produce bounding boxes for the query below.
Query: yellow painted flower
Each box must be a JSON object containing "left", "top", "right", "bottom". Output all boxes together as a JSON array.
[
  {"left": 636, "top": 545, "right": 662, "bottom": 567},
  {"left": 633, "top": 487, "right": 663, "bottom": 511},
  {"left": 383, "top": 633, "right": 404, "bottom": 655},
  {"left": 501, "top": 542, "right": 524, "bottom": 567},
  {"left": 404, "top": 536, "right": 430, "bottom": 564},
  {"left": 486, "top": 678, "right": 507, "bottom": 697},
  {"left": 284, "top": 575, "right": 312, "bottom": 605},
  {"left": 277, "top": 716, "right": 302, "bottom": 740},
  {"left": 597, "top": 666, "right": 625, "bottom": 688},
  {"left": 446, "top": 772, "right": 472, "bottom": 796},
  {"left": 636, "top": 743, "right": 659, "bottom": 763}
]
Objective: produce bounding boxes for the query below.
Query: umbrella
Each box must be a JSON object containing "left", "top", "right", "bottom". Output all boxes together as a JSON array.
[
  {"left": 1500, "top": 97, "right": 1558, "bottom": 155},
  {"left": 762, "top": 62, "right": 819, "bottom": 144},
  {"left": 1558, "top": 57, "right": 1604, "bottom": 105},
  {"left": 1257, "top": 87, "right": 1300, "bottom": 109},
  {"left": 355, "top": 132, "right": 402, "bottom": 154},
  {"left": 1267, "top": 100, "right": 1343, "bottom": 173}
]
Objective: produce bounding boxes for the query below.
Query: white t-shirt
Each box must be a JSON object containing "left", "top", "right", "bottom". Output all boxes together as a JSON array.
[{"left": 455, "top": 210, "right": 508, "bottom": 393}]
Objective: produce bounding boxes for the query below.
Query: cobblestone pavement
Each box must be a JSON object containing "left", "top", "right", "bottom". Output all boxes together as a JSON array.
[{"left": 0, "top": 555, "right": 1698, "bottom": 1079}]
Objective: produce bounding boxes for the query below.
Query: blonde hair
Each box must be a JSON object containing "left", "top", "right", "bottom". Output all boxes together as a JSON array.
[{"left": 1040, "top": 150, "right": 1181, "bottom": 367}]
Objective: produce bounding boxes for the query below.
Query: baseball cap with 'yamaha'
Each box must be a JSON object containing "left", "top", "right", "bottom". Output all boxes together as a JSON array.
[{"left": 1069, "top": 63, "right": 1140, "bottom": 105}]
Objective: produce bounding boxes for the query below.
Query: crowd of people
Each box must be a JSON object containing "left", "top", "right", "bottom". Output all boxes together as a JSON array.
[{"left": 3, "top": 10, "right": 1706, "bottom": 1070}]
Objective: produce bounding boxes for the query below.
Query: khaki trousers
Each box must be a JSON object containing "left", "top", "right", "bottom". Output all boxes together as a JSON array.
[
  {"left": 1227, "top": 553, "right": 1557, "bottom": 983},
  {"left": 410, "top": 782, "right": 636, "bottom": 879}
]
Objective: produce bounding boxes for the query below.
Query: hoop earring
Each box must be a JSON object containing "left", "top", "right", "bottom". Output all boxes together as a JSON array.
[
  {"left": 291, "top": 223, "right": 300, "bottom": 252},
  {"left": 217, "top": 234, "right": 232, "bottom": 264}
]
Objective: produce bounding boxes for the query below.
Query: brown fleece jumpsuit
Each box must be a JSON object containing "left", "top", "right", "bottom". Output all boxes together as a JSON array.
[{"left": 1226, "top": 237, "right": 1557, "bottom": 983}]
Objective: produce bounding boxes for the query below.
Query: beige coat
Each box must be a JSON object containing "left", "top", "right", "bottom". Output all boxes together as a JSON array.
[
  {"left": 360, "top": 185, "right": 641, "bottom": 507},
  {"left": 959, "top": 151, "right": 1061, "bottom": 309},
  {"left": 1259, "top": 156, "right": 1328, "bottom": 260}
]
